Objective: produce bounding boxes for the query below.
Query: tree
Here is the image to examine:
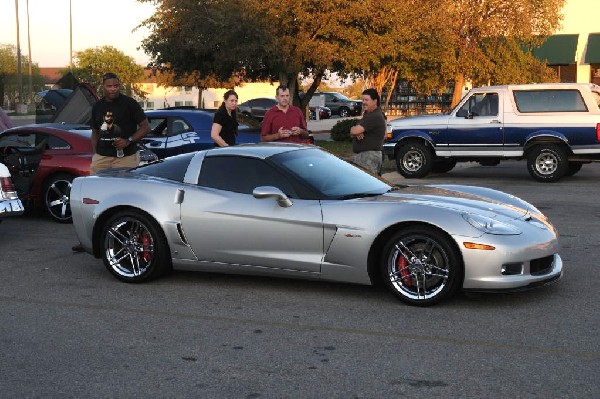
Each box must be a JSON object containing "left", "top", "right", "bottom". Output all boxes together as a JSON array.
[
  {"left": 138, "top": 0, "right": 417, "bottom": 110},
  {"left": 431, "top": 0, "right": 566, "bottom": 107},
  {"left": 0, "top": 43, "right": 44, "bottom": 108},
  {"left": 70, "top": 46, "right": 146, "bottom": 97}
]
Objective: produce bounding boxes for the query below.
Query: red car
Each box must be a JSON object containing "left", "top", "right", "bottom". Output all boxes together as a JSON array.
[
  {"left": 0, "top": 124, "right": 94, "bottom": 222},
  {"left": 0, "top": 123, "right": 157, "bottom": 223}
]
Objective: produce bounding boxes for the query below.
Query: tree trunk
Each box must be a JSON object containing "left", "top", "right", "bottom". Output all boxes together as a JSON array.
[{"left": 451, "top": 73, "right": 466, "bottom": 108}]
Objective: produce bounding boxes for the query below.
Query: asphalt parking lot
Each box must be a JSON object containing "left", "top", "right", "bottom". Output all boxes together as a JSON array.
[{"left": 0, "top": 161, "right": 598, "bottom": 398}]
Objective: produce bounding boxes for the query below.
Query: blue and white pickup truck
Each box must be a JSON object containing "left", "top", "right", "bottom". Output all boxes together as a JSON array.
[{"left": 384, "top": 83, "right": 600, "bottom": 182}]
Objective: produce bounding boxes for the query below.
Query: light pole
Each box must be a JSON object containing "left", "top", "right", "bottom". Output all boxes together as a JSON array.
[
  {"left": 70, "top": 0, "right": 73, "bottom": 67},
  {"left": 15, "top": 0, "right": 23, "bottom": 110},
  {"left": 26, "top": 0, "right": 32, "bottom": 104}
]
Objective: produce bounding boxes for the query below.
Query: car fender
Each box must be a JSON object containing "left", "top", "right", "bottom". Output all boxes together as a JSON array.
[
  {"left": 384, "top": 130, "right": 436, "bottom": 157},
  {"left": 523, "top": 129, "right": 569, "bottom": 149}
]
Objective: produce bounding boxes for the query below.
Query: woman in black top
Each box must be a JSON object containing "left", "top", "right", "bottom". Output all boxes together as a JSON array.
[{"left": 211, "top": 90, "right": 239, "bottom": 147}]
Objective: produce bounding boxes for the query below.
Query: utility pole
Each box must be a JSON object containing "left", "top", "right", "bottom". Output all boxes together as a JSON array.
[
  {"left": 26, "top": 0, "right": 32, "bottom": 104},
  {"left": 70, "top": 0, "right": 73, "bottom": 68},
  {"left": 15, "top": 0, "right": 24, "bottom": 112}
]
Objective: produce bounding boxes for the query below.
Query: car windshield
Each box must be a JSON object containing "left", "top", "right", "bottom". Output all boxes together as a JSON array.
[
  {"left": 332, "top": 92, "right": 351, "bottom": 101},
  {"left": 271, "top": 148, "right": 392, "bottom": 199}
]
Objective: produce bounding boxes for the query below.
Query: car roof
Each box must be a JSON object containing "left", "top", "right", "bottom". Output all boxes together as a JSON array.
[
  {"left": 204, "top": 142, "right": 311, "bottom": 159},
  {"left": 2, "top": 124, "right": 92, "bottom": 138}
]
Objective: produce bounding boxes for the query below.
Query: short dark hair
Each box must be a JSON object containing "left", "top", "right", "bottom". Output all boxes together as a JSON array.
[
  {"left": 362, "top": 88, "right": 380, "bottom": 106},
  {"left": 276, "top": 85, "right": 289, "bottom": 95},
  {"left": 102, "top": 72, "right": 119, "bottom": 82}
]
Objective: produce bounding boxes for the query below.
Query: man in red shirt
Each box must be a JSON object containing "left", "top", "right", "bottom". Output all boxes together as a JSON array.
[{"left": 261, "top": 85, "right": 311, "bottom": 143}]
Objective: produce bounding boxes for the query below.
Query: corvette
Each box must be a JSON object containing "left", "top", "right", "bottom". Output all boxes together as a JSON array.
[{"left": 71, "top": 143, "right": 562, "bottom": 306}]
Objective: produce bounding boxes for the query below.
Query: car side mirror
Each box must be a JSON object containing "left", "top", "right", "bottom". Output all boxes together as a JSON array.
[{"left": 253, "top": 186, "right": 293, "bottom": 207}]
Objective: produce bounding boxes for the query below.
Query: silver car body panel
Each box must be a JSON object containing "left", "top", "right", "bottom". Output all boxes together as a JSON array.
[{"left": 71, "top": 145, "right": 562, "bottom": 290}]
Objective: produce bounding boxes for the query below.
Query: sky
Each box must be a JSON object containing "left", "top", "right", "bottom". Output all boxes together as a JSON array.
[
  {"left": 1, "top": 0, "right": 156, "bottom": 67},
  {"left": 0, "top": 0, "right": 596, "bottom": 68}
]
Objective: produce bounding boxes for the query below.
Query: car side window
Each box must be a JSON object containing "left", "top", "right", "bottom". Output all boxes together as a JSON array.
[
  {"left": 147, "top": 117, "right": 169, "bottom": 137},
  {"left": 458, "top": 93, "right": 498, "bottom": 117},
  {"left": 198, "top": 156, "right": 297, "bottom": 197},
  {"left": 46, "top": 135, "right": 69, "bottom": 150},
  {"left": 513, "top": 89, "right": 588, "bottom": 113},
  {"left": 0, "top": 133, "right": 36, "bottom": 150},
  {"left": 170, "top": 118, "right": 191, "bottom": 135}
]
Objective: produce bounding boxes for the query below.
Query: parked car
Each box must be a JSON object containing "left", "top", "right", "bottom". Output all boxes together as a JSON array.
[
  {"left": 309, "top": 105, "right": 332, "bottom": 120},
  {"left": 0, "top": 124, "right": 157, "bottom": 223},
  {"left": 71, "top": 143, "right": 562, "bottom": 306},
  {"left": 143, "top": 108, "right": 262, "bottom": 158},
  {"left": 384, "top": 83, "right": 600, "bottom": 182},
  {"left": 237, "top": 98, "right": 277, "bottom": 120},
  {"left": 0, "top": 162, "right": 24, "bottom": 220},
  {"left": 308, "top": 92, "right": 362, "bottom": 117}
]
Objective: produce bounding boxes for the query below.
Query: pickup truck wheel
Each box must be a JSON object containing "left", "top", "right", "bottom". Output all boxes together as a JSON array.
[
  {"left": 396, "top": 142, "right": 433, "bottom": 178},
  {"left": 526, "top": 144, "right": 568, "bottom": 182},
  {"left": 339, "top": 107, "right": 350, "bottom": 118}
]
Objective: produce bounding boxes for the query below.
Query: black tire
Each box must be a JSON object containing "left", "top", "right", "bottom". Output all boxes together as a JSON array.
[
  {"left": 381, "top": 226, "right": 462, "bottom": 306},
  {"left": 43, "top": 173, "right": 75, "bottom": 223},
  {"left": 339, "top": 107, "right": 350, "bottom": 118},
  {"left": 395, "top": 142, "right": 433, "bottom": 178},
  {"left": 526, "top": 144, "right": 568, "bottom": 182},
  {"left": 432, "top": 159, "right": 457, "bottom": 174},
  {"left": 565, "top": 162, "right": 583, "bottom": 177},
  {"left": 101, "top": 209, "right": 171, "bottom": 283}
]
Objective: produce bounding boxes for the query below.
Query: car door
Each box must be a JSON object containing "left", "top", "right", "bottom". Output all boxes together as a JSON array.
[
  {"left": 444, "top": 92, "right": 504, "bottom": 156},
  {"left": 143, "top": 116, "right": 169, "bottom": 157},
  {"left": 180, "top": 155, "right": 324, "bottom": 272}
]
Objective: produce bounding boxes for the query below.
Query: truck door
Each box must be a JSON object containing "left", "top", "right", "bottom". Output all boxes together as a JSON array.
[{"left": 445, "top": 92, "right": 504, "bottom": 157}]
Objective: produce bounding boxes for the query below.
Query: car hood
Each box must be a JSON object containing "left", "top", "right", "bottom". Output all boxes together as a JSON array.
[
  {"left": 371, "top": 184, "right": 538, "bottom": 222},
  {"left": 388, "top": 113, "right": 450, "bottom": 128}
]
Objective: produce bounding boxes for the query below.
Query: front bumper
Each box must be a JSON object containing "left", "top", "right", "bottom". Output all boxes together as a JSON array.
[{"left": 0, "top": 197, "right": 25, "bottom": 217}]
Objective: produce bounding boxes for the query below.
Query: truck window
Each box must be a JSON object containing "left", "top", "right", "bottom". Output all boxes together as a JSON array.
[{"left": 513, "top": 90, "right": 588, "bottom": 113}]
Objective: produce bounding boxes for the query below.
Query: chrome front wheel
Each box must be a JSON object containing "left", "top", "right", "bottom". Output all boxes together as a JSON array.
[
  {"left": 44, "top": 174, "right": 74, "bottom": 223},
  {"left": 382, "top": 226, "right": 461, "bottom": 306}
]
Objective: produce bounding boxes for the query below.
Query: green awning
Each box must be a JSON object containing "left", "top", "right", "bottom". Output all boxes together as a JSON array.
[
  {"left": 532, "top": 34, "right": 579, "bottom": 65},
  {"left": 584, "top": 33, "right": 600, "bottom": 63}
]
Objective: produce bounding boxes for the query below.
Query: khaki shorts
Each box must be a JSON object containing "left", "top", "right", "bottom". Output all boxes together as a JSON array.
[
  {"left": 90, "top": 153, "right": 140, "bottom": 175},
  {"left": 354, "top": 150, "right": 383, "bottom": 175}
]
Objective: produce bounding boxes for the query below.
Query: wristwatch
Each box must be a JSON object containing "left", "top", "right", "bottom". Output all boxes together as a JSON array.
[{"left": 128, "top": 137, "right": 135, "bottom": 143}]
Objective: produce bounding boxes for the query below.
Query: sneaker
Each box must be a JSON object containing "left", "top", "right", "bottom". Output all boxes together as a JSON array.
[{"left": 72, "top": 243, "right": 85, "bottom": 252}]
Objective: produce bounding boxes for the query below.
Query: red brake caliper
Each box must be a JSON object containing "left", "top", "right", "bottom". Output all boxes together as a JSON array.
[
  {"left": 142, "top": 234, "right": 152, "bottom": 262},
  {"left": 397, "top": 255, "right": 413, "bottom": 286}
]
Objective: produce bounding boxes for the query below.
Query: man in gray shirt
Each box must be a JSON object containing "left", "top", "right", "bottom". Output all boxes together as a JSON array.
[{"left": 350, "top": 88, "right": 386, "bottom": 175}]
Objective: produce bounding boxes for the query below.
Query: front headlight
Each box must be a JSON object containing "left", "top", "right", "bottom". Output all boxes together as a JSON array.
[{"left": 463, "top": 213, "right": 521, "bottom": 235}]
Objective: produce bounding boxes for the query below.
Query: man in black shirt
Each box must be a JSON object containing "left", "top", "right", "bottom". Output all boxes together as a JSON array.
[
  {"left": 89, "top": 72, "right": 150, "bottom": 175},
  {"left": 350, "top": 88, "right": 386, "bottom": 175},
  {"left": 73, "top": 73, "right": 149, "bottom": 252}
]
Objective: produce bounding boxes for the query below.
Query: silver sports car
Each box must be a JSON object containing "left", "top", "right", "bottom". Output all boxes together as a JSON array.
[{"left": 71, "top": 143, "right": 562, "bottom": 306}]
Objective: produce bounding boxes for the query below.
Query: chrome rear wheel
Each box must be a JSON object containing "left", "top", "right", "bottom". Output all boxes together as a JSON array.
[{"left": 101, "top": 210, "right": 170, "bottom": 282}]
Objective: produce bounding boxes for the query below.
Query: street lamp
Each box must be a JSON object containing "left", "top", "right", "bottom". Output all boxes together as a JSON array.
[{"left": 15, "top": 0, "right": 23, "bottom": 110}]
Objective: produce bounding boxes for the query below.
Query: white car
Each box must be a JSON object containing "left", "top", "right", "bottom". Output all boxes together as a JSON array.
[{"left": 0, "top": 162, "right": 24, "bottom": 219}]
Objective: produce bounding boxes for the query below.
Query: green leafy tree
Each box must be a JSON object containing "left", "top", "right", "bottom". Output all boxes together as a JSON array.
[
  {"left": 71, "top": 46, "right": 146, "bottom": 97},
  {"left": 0, "top": 43, "right": 44, "bottom": 107},
  {"left": 138, "top": 0, "right": 416, "bottom": 110},
  {"left": 428, "top": 0, "right": 566, "bottom": 106}
]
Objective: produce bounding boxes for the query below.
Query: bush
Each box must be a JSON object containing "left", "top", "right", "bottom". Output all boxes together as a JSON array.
[{"left": 330, "top": 118, "right": 360, "bottom": 142}]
